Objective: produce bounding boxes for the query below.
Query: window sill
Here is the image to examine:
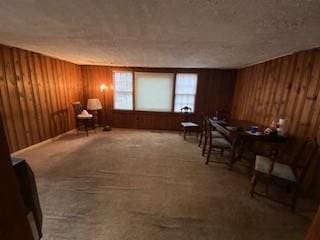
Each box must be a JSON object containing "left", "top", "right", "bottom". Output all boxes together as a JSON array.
[{"left": 112, "top": 109, "right": 196, "bottom": 115}]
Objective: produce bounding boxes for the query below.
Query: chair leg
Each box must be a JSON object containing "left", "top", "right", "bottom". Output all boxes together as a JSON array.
[
  {"left": 198, "top": 131, "right": 203, "bottom": 147},
  {"left": 250, "top": 174, "right": 257, "bottom": 198},
  {"left": 183, "top": 128, "right": 186, "bottom": 140},
  {"left": 85, "top": 122, "right": 89, "bottom": 136},
  {"left": 206, "top": 145, "right": 211, "bottom": 164},
  {"left": 202, "top": 136, "right": 207, "bottom": 156},
  {"left": 291, "top": 185, "right": 298, "bottom": 212},
  {"left": 228, "top": 161, "right": 233, "bottom": 170},
  {"left": 265, "top": 183, "right": 269, "bottom": 197}
]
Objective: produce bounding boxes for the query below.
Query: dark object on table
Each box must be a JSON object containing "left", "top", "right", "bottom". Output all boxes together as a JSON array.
[
  {"left": 264, "top": 127, "right": 278, "bottom": 136},
  {"left": 250, "top": 126, "right": 259, "bottom": 134},
  {"left": 215, "top": 109, "right": 231, "bottom": 122},
  {"left": 179, "top": 106, "right": 200, "bottom": 140},
  {"left": 251, "top": 137, "right": 319, "bottom": 212},
  {"left": 11, "top": 157, "right": 43, "bottom": 238}
]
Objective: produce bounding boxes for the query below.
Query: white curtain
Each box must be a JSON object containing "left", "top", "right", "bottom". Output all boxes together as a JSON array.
[
  {"left": 174, "top": 73, "right": 198, "bottom": 112},
  {"left": 135, "top": 72, "right": 174, "bottom": 112},
  {"left": 113, "top": 71, "right": 133, "bottom": 110}
]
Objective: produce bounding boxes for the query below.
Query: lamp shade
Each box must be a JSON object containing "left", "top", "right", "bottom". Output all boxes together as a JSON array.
[{"left": 87, "top": 98, "right": 102, "bottom": 110}]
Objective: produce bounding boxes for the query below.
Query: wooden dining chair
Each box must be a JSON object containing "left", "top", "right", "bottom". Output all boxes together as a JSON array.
[
  {"left": 180, "top": 106, "right": 200, "bottom": 140},
  {"left": 250, "top": 137, "right": 319, "bottom": 211},
  {"left": 199, "top": 113, "right": 217, "bottom": 148},
  {"left": 72, "top": 102, "right": 95, "bottom": 136},
  {"left": 201, "top": 116, "right": 224, "bottom": 155},
  {"left": 205, "top": 118, "right": 232, "bottom": 164}
]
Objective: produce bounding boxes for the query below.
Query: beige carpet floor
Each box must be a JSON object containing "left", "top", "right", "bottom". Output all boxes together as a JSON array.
[{"left": 15, "top": 128, "right": 316, "bottom": 240}]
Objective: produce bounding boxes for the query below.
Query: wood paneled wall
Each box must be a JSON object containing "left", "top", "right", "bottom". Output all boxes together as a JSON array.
[
  {"left": 231, "top": 48, "right": 320, "bottom": 196},
  {"left": 0, "top": 44, "right": 82, "bottom": 152},
  {"left": 81, "top": 66, "right": 236, "bottom": 130},
  {"left": 0, "top": 43, "right": 235, "bottom": 151}
]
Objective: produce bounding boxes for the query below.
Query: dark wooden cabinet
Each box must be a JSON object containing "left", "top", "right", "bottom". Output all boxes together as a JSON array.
[
  {"left": 0, "top": 114, "right": 34, "bottom": 240},
  {"left": 12, "top": 158, "right": 43, "bottom": 239}
]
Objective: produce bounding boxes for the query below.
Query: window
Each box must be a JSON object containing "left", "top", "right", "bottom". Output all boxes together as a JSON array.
[
  {"left": 112, "top": 71, "right": 198, "bottom": 113},
  {"left": 135, "top": 72, "right": 174, "bottom": 112},
  {"left": 113, "top": 71, "right": 133, "bottom": 110},
  {"left": 174, "top": 73, "right": 198, "bottom": 112}
]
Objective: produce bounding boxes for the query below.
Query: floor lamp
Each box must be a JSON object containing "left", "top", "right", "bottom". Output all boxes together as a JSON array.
[{"left": 100, "top": 83, "right": 111, "bottom": 131}]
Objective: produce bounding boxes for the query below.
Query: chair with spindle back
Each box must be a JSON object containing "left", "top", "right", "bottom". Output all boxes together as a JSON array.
[
  {"left": 251, "top": 137, "right": 319, "bottom": 211},
  {"left": 72, "top": 101, "right": 83, "bottom": 115},
  {"left": 72, "top": 102, "right": 95, "bottom": 136},
  {"left": 200, "top": 115, "right": 224, "bottom": 155},
  {"left": 180, "top": 106, "right": 200, "bottom": 140},
  {"left": 205, "top": 118, "right": 232, "bottom": 164}
]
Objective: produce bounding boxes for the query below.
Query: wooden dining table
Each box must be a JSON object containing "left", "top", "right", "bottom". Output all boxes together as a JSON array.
[{"left": 209, "top": 119, "right": 287, "bottom": 171}]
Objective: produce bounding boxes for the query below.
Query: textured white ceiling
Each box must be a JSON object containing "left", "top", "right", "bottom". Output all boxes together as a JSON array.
[{"left": 0, "top": 0, "right": 319, "bottom": 68}]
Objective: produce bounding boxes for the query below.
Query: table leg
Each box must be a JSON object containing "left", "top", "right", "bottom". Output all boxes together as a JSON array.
[{"left": 229, "top": 138, "right": 244, "bottom": 170}]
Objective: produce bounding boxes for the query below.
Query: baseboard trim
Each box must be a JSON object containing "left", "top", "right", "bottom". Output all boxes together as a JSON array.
[{"left": 12, "top": 129, "right": 76, "bottom": 156}]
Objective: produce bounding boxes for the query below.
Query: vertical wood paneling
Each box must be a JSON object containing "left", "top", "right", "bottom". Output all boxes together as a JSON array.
[
  {"left": 20, "top": 49, "right": 41, "bottom": 143},
  {"left": 231, "top": 48, "right": 320, "bottom": 198},
  {"left": 33, "top": 53, "right": 50, "bottom": 139},
  {"left": 39, "top": 55, "right": 54, "bottom": 137},
  {"left": 0, "top": 44, "right": 82, "bottom": 152},
  {"left": 232, "top": 49, "right": 320, "bottom": 135},
  {"left": 12, "top": 49, "right": 33, "bottom": 146},
  {"left": 0, "top": 47, "right": 18, "bottom": 149},
  {"left": 2, "top": 47, "right": 26, "bottom": 149},
  {"left": 28, "top": 51, "right": 46, "bottom": 140}
]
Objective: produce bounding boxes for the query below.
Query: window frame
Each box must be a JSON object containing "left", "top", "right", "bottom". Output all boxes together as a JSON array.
[
  {"left": 112, "top": 70, "right": 134, "bottom": 110},
  {"left": 112, "top": 69, "right": 198, "bottom": 114},
  {"left": 173, "top": 73, "right": 198, "bottom": 113}
]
